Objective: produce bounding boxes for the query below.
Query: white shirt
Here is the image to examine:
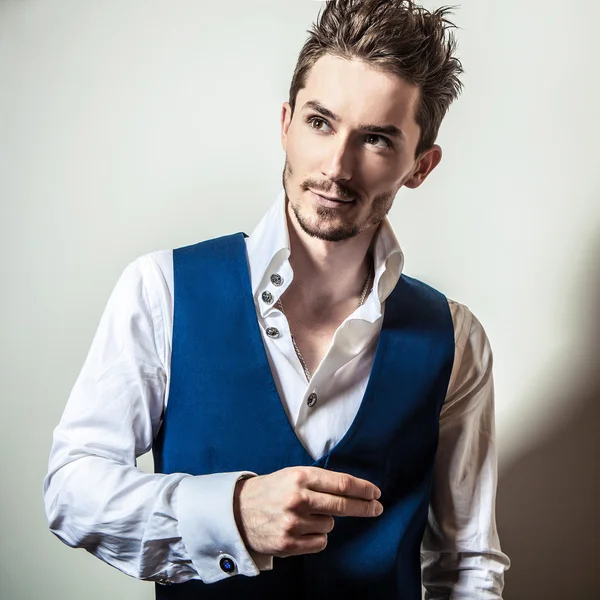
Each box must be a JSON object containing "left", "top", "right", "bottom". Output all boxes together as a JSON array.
[{"left": 44, "top": 191, "right": 510, "bottom": 597}]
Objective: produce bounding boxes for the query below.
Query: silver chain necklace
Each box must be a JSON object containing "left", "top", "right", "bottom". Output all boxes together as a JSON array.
[{"left": 275, "top": 263, "right": 375, "bottom": 383}]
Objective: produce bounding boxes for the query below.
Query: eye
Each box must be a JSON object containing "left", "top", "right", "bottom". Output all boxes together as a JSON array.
[
  {"left": 306, "top": 116, "right": 331, "bottom": 132},
  {"left": 365, "top": 134, "right": 393, "bottom": 150}
]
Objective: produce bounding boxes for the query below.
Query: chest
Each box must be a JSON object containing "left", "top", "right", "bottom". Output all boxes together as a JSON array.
[
  {"left": 280, "top": 298, "right": 360, "bottom": 377},
  {"left": 288, "top": 320, "right": 338, "bottom": 376}
]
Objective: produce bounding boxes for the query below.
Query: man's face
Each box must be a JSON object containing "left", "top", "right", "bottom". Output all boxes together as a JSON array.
[{"left": 281, "top": 54, "right": 440, "bottom": 242}]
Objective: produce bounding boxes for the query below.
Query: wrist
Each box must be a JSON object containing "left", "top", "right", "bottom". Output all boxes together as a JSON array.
[{"left": 233, "top": 476, "right": 252, "bottom": 548}]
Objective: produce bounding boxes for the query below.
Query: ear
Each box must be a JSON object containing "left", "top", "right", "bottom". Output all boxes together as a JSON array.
[
  {"left": 403, "top": 144, "right": 443, "bottom": 189},
  {"left": 281, "top": 102, "right": 293, "bottom": 152}
]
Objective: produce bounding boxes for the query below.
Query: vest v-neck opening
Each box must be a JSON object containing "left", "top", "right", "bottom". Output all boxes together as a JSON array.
[{"left": 237, "top": 233, "right": 388, "bottom": 467}]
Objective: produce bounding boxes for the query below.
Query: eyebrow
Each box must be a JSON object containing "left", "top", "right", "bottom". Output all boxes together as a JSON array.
[{"left": 301, "top": 100, "right": 405, "bottom": 141}]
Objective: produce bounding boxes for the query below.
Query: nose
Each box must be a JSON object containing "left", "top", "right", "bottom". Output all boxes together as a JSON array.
[{"left": 322, "top": 136, "right": 355, "bottom": 182}]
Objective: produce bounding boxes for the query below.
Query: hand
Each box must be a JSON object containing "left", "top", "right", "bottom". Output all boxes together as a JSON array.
[{"left": 233, "top": 466, "right": 383, "bottom": 558}]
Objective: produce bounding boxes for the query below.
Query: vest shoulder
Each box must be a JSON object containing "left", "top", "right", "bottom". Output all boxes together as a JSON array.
[
  {"left": 399, "top": 275, "right": 476, "bottom": 320},
  {"left": 174, "top": 232, "right": 247, "bottom": 256},
  {"left": 398, "top": 273, "right": 448, "bottom": 303}
]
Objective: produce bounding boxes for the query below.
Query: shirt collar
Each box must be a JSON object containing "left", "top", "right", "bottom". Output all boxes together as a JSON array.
[
  {"left": 246, "top": 189, "right": 405, "bottom": 316},
  {"left": 246, "top": 189, "right": 291, "bottom": 300}
]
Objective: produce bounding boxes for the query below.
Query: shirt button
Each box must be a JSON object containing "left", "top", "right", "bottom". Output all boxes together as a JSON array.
[
  {"left": 219, "top": 556, "right": 236, "bottom": 573},
  {"left": 270, "top": 273, "right": 283, "bottom": 286},
  {"left": 261, "top": 291, "right": 274, "bottom": 304},
  {"left": 307, "top": 392, "right": 318, "bottom": 407},
  {"left": 266, "top": 327, "right": 280, "bottom": 338}
]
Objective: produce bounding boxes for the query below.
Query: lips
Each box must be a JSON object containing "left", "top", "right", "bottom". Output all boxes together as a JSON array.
[{"left": 310, "top": 189, "right": 354, "bottom": 203}]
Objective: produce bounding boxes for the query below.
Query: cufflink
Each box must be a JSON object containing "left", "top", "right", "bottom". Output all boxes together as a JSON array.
[{"left": 219, "top": 554, "right": 237, "bottom": 574}]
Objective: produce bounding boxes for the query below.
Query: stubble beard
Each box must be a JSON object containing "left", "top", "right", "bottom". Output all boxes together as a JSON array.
[{"left": 282, "top": 158, "right": 395, "bottom": 243}]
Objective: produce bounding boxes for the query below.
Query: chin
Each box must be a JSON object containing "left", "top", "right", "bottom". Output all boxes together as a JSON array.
[{"left": 293, "top": 203, "right": 361, "bottom": 242}]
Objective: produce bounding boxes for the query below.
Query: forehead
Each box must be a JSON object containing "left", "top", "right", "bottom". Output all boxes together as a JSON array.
[{"left": 297, "top": 54, "right": 421, "bottom": 136}]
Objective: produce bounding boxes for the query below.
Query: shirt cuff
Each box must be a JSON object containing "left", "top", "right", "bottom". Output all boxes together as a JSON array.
[
  {"left": 248, "top": 550, "right": 274, "bottom": 571},
  {"left": 177, "top": 471, "right": 268, "bottom": 583}
]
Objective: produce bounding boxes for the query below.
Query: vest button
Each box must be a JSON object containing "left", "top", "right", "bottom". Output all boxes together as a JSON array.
[
  {"left": 266, "top": 327, "right": 280, "bottom": 338},
  {"left": 219, "top": 556, "right": 236, "bottom": 573},
  {"left": 307, "top": 392, "right": 318, "bottom": 407},
  {"left": 261, "top": 291, "right": 274, "bottom": 304},
  {"left": 270, "top": 273, "right": 283, "bottom": 286}
]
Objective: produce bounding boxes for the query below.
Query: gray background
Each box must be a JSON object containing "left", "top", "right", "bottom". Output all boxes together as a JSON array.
[{"left": 1, "top": 1, "right": 598, "bottom": 598}]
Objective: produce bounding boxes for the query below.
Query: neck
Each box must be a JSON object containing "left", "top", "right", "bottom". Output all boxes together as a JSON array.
[{"left": 284, "top": 200, "right": 377, "bottom": 311}]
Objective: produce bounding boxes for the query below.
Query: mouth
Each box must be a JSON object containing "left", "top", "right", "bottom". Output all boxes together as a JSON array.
[{"left": 308, "top": 189, "right": 356, "bottom": 207}]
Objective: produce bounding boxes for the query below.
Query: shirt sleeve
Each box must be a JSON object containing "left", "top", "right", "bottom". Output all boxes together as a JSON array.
[
  {"left": 42, "top": 254, "right": 267, "bottom": 584},
  {"left": 421, "top": 301, "right": 511, "bottom": 599}
]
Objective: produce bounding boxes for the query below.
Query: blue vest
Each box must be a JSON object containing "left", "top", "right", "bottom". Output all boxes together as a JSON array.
[{"left": 153, "top": 233, "right": 455, "bottom": 599}]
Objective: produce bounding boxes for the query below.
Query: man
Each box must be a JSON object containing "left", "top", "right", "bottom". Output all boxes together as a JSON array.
[{"left": 44, "top": 1, "right": 510, "bottom": 598}]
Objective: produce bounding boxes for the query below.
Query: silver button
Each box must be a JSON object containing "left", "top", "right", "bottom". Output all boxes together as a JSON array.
[
  {"left": 156, "top": 579, "right": 172, "bottom": 586},
  {"left": 270, "top": 273, "right": 283, "bottom": 286},
  {"left": 266, "top": 327, "right": 279, "bottom": 338},
  {"left": 307, "top": 392, "right": 317, "bottom": 407},
  {"left": 261, "top": 291, "right": 274, "bottom": 304}
]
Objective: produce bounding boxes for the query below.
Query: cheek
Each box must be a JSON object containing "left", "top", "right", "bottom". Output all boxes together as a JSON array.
[
  {"left": 368, "top": 158, "right": 413, "bottom": 191},
  {"left": 359, "top": 149, "right": 412, "bottom": 182},
  {"left": 287, "top": 143, "right": 322, "bottom": 181},
  {"left": 360, "top": 165, "right": 401, "bottom": 196}
]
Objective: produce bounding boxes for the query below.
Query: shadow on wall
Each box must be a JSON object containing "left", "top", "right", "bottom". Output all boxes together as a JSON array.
[{"left": 497, "top": 237, "right": 600, "bottom": 599}]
